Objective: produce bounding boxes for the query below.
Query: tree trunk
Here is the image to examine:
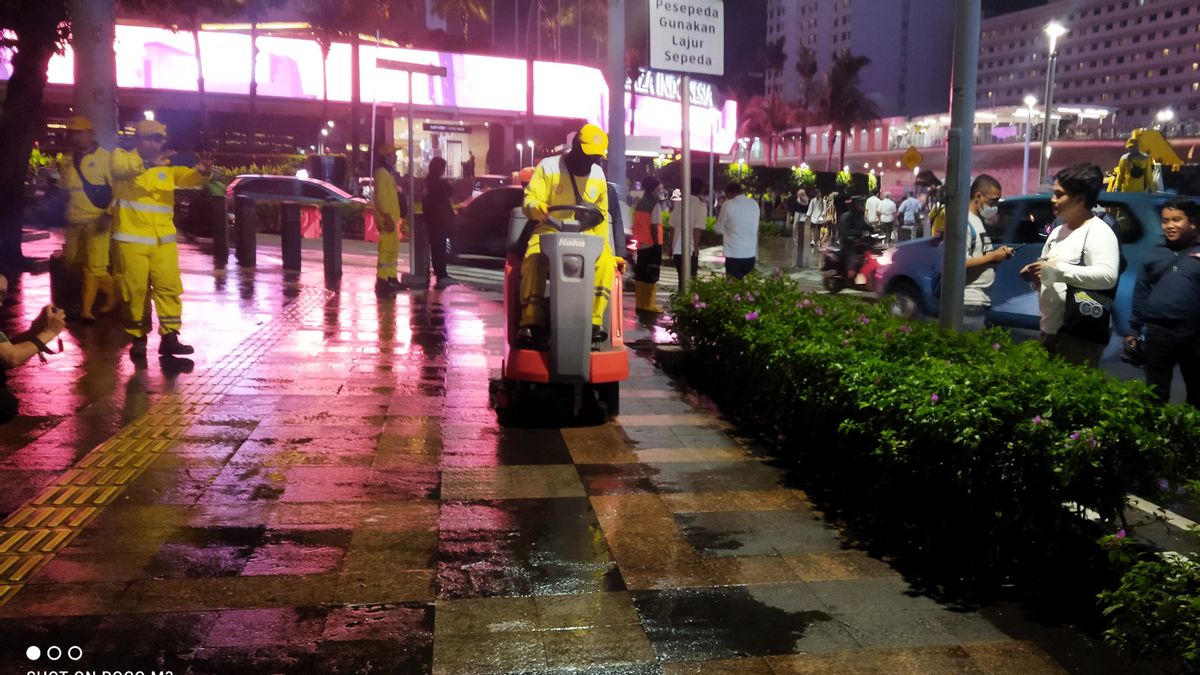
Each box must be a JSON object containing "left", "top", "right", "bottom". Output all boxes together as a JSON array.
[
  {"left": 248, "top": 20, "right": 259, "bottom": 155},
  {"left": 839, "top": 134, "right": 847, "bottom": 169},
  {"left": 0, "top": 32, "right": 58, "bottom": 267},
  {"left": 194, "top": 29, "right": 209, "bottom": 142},
  {"left": 826, "top": 131, "right": 836, "bottom": 172},
  {"left": 800, "top": 127, "right": 807, "bottom": 162}
]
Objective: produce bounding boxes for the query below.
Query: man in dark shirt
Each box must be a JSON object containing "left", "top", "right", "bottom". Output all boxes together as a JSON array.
[{"left": 1126, "top": 198, "right": 1200, "bottom": 406}]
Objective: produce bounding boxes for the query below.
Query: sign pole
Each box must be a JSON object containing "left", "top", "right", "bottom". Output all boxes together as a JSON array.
[{"left": 681, "top": 74, "right": 693, "bottom": 291}]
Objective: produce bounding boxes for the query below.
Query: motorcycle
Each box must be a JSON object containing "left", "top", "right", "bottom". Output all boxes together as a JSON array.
[{"left": 821, "top": 232, "right": 888, "bottom": 294}]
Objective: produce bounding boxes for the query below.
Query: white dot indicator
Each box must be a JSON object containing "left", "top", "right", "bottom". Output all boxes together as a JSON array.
[{"left": 26, "top": 645, "right": 40, "bottom": 660}]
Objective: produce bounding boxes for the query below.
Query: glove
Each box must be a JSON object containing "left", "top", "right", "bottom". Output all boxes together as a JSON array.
[{"left": 526, "top": 201, "right": 548, "bottom": 222}]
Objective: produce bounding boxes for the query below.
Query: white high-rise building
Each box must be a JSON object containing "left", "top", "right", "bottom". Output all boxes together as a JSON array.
[
  {"left": 764, "top": 0, "right": 956, "bottom": 118},
  {"left": 978, "top": 0, "right": 1200, "bottom": 132}
]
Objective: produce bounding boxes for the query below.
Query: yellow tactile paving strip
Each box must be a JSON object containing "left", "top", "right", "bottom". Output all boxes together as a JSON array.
[{"left": 0, "top": 288, "right": 330, "bottom": 607}]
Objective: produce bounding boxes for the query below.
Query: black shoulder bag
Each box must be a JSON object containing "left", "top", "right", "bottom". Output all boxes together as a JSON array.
[{"left": 1058, "top": 224, "right": 1116, "bottom": 345}]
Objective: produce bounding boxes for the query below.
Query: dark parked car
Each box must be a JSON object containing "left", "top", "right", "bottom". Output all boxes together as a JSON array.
[
  {"left": 876, "top": 191, "right": 1200, "bottom": 356},
  {"left": 448, "top": 186, "right": 525, "bottom": 258},
  {"left": 226, "top": 174, "right": 367, "bottom": 206}
]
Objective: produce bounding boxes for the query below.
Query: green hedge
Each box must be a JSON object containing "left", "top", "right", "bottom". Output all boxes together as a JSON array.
[{"left": 668, "top": 273, "right": 1200, "bottom": 661}]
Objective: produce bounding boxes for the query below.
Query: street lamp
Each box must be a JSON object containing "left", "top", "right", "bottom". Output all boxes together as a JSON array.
[
  {"left": 319, "top": 127, "right": 330, "bottom": 154},
  {"left": 1022, "top": 94, "right": 1037, "bottom": 194},
  {"left": 526, "top": 139, "right": 534, "bottom": 163},
  {"left": 1156, "top": 108, "right": 1175, "bottom": 132},
  {"left": 143, "top": 110, "right": 155, "bottom": 121},
  {"left": 516, "top": 142, "right": 524, "bottom": 167},
  {"left": 1038, "top": 21, "right": 1067, "bottom": 187}
]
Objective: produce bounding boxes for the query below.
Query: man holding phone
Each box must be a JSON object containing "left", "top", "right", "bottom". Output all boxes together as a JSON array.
[{"left": 962, "top": 174, "right": 1015, "bottom": 331}]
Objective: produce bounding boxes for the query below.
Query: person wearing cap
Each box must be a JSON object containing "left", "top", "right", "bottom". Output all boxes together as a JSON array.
[
  {"left": 632, "top": 175, "right": 665, "bottom": 314},
  {"left": 373, "top": 143, "right": 403, "bottom": 296},
  {"left": 58, "top": 115, "right": 117, "bottom": 321},
  {"left": 110, "top": 119, "right": 212, "bottom": 360},
  {"left": 518, "top": 123, "right": 620, "bottom": 346}
]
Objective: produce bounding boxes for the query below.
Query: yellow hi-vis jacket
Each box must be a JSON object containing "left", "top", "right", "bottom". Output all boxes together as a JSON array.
[
  {"left": 373, "top": 165, "right": 402, "bottom": 231},
  {"left": 110, "top": 148, "right": 207, "bottom": 243},
  {"left": 58, "top": 146, "right": 113, "bottom": 224},
  {"left": 523, "top": 156, "right": 613, "bottom": 250}
]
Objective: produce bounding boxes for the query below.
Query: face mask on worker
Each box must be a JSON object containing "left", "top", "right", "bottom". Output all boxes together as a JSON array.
[{"left": 980, "top": 204, "right": 999, "bottom": 223}]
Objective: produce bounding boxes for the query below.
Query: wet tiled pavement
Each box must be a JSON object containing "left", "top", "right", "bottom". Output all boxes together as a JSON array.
[{"left": 0, "top": 234, "right": 1123, "bottom": 673}]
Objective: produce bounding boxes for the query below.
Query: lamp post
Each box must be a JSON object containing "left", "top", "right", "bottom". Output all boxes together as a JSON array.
[
  {"left": 516, "top": 142, "right": 524, "bottom": 168},
  {"left": 1022, "top": 94, "right": 1036, "bottom": 194},
  {"left": 526, "top": 139, "right": 534, "bottom": 164},
  {"left": 1037, "top": 21, "right": 1067, "bottom": 187},
  {"left": 1156, "top": 108, "right": 1174, "bottom": 133}
]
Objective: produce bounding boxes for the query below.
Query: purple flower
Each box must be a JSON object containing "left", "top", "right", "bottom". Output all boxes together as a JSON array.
[
  {"left": 801, "top": 299, "right": 813, "bottom": 308},
  {"left": 813, "top": 307, "right": 825, "bottom": 316},
  {"left": 745, "top": 310, "right": 759, "bottom": 321},
  {"left": 693, "top": 301, "right": 707, "bottom": 309},
  {"left": 841, "top": 339, "right": 849, "bottom": 347},
  {"left": 859, "top": 315, "right": 871, "bottom": 325},
  {"left": 1032, "top": 415, "right": 1043, "bottom": 425},
  {"left": 930, "top": 393, "right": 940, "bottom": 403},
  {"left": 1116, "top": 529, "right": 1127, "bottom": 539},
  {"left": 873, "top": 378, "right": 882, "bottom": 386},
  {"left": 734, "top": 293, "right": 742, "bottom": 302},
  {"left": 692, "top": 293, "right": 700, "bottom": 303},
  {"left": 1087, "top": 437, "right": 1098, "bottom": 448},
  {"left": 992, "top": 343, "right": 1001, "bottom": 350},
  {"left": 899, "top": 324, "right": 912, "bottom": 333},
  {"left": 747, "top": 293, "right": 756, "bottom": 301},
  {"left": 1070, "top": 432, "right": 1080, "bottom": 441},
  {"left": 883, "top": 332, "right": 893, "bottom": 339}
]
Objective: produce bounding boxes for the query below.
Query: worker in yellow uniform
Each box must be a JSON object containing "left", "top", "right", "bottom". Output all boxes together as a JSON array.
[
  {"left": 1113, "top": 135, "right": 1155, "bottom": 193},
  {"left": 518, "top": 123, "right": 621, "bottom": 347},
  {"left": 373, "top": 143, "right": 403, "bottom": 297},
  {"left": 58, "top": 116, "right": 117, "bottom": 321},
  {"left": 109, "top": 119, "right": 212, "bottom": 360}
]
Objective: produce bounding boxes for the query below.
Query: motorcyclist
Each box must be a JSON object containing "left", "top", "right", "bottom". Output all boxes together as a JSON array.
[
  {"left": 837, "top": 195, "right": 873, "bottom": 285},
  {"left": 516, "top": 124, "right": 622, "bottom": 348}
]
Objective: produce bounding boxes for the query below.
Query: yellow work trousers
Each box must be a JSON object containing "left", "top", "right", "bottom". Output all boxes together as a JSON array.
[
  {"left": 63, "top": 222, "right": 88, "bottom": 271},
  {"left": 83, "top": 220, "right": 112, "bottom": 278},
  {"left": 377, "top": 225, "right": 399, "bottom": 280},
  {"left": 520, "top": 230, "right": 615, "bottom": 328},
  {"left": 117, "top": 240, "right": 183, "bottom": 338}
]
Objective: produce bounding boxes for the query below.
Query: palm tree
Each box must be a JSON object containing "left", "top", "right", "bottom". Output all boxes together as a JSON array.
[
  {"left": 819, "top": 51, "right": 881, "bottom": 170},
  {"left": 738, "top": 95, "right": 799, "bottom": 167},
  {"left": 792, "top": 45, "right": 820, "bottom": 163},
  {"left": 432, "top": 0, "right": 490, "bottom": 44}
]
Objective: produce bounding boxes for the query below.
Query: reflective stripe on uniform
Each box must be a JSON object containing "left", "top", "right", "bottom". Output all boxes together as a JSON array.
[
  {"left": 117, "top": 199, "right": 174, "bottom": 215},
  {"left": 113, "top": 232, "right": 177, "bottom": 245}
]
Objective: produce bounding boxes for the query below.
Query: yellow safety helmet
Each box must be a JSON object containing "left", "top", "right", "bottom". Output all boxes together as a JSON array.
[
  {"left": 134, "top": 119, "right": 168, "bottom": 139},
  {"left": 66, "top": 116, "right": 94, "bottom": 132},
  {"left": 578, "top": 123, "right": 608, "bottom": 158}
]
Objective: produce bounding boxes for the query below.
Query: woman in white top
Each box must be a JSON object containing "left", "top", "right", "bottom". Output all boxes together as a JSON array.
[
  {"left": 1019, "top": 163, "right": 1120, "bottom": 367},
  {"left": 805, "top": 188, "right": 825, "bottom": 248}
]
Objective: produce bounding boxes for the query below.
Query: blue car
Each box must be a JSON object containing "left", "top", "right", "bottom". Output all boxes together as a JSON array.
[{"left": 876, "top": 192, "right": 1198, "bottom": 356}]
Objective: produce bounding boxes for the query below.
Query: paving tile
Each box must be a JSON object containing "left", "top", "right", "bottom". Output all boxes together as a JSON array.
[
  {"left": 204, "top": 606, "right": 329, "bottom": 647},
  {"left": 661, "top": 657, "right": 775, "bottom": 674},
  {"left": 962, "top": 641, "right": 1068, "bottom": 674},
  {"left": 781, "top": 551, "right": 898, "bottom": 582},
  {"left": 540, "top": 624, "right": 657, "bottom": 669},
  {"left": 434, "top": 596, "right": 538, "bottom": 634},
  {"left": 534, "top": 591, "right": 641, "bottom": 630},
  {"left": 432, "top": 630, "right": 547, "bottom": 674}
]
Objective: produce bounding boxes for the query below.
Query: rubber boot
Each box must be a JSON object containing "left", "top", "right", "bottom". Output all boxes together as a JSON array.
[
  {"left": 633, "top": 281, "right": 647, "bottom": 313},
  {"left": 159, "top": 332, "right": 195, "bottom": 356},
  {"left": 80, "top": 274, "right": 99, "bottom": 322},
  {"left": 646, "top": 282, "right": 663, "bottom": 313}
]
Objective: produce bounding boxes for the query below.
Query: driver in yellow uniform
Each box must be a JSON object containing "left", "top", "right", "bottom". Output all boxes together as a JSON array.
[{"left": 518, "top": 124, "right": 621, "bottom": 347}]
